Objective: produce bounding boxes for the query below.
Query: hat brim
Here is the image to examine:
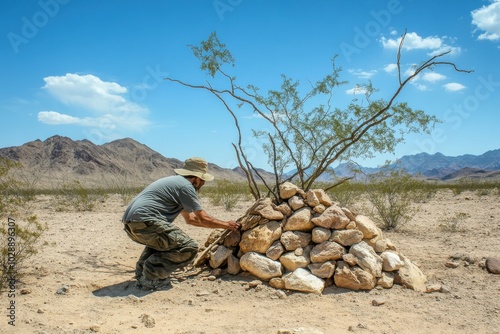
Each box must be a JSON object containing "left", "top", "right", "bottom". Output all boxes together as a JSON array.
[{"left": 174, "top": 168, "right": 214, "bottom": 181}]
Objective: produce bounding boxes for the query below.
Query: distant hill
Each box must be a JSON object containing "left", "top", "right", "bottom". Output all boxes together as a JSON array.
[
  {"left": 392, "top": 150, "right": 500, "bottom": 179},
  {"left": 1, "top": 136, "right": 498, "bottom": 187},
  {"left": 0, "top": 135, "right": 254, "bottom": 187}
]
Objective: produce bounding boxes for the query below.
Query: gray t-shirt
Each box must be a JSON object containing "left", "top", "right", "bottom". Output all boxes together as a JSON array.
[{"left": 122, "top": 175, "right": 202, "bottom": 223}]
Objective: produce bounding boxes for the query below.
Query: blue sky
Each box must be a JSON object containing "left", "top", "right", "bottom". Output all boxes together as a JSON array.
[{"left": 1, "top": 0, "right": 499, "bottom": 170}]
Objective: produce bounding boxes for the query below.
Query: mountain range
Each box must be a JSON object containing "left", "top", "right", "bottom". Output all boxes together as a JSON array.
[{"left": 0, "top": 135, "right": 499, "bottom": 187}]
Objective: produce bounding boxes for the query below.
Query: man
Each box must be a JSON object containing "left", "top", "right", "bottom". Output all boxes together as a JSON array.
[{"left": 122, "top": 157, "right": 240, "bottom": 290}]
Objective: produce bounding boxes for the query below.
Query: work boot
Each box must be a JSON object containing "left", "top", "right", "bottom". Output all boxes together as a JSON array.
[{"left": 136, "top": 276, "right": 171, "bottom": 291}]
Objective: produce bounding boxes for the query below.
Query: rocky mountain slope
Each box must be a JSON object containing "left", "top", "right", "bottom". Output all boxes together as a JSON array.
[
  {"left": 1, "top": 136, "right": 498, "bottom": 187},
  {"left": 0, "top": 135, "right": 251, "bottom": 187}
]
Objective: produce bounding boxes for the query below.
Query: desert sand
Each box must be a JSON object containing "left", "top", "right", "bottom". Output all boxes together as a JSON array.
[{"left": 3, "top": 189, "right": 500, "bottom": 334}]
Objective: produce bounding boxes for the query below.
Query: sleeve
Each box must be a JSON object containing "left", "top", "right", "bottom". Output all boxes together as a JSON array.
[{"left": 178, "top": 184, "right": 203, "bottom": 213}]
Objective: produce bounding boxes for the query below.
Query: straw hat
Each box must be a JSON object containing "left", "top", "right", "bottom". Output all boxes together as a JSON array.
[{"left": 174, "top": 157, "right": 214, "bottom": 181}]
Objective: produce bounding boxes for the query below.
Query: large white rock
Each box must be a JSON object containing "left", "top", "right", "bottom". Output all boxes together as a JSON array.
[
  {"left": 240, "top": 252, "right": 283, "bottom": 280},
  {"left": 311, "top": 227, "right": 331, "bottom": 244},
  {"left": 308, "top": 261, "right": 336, "bottom": 278},
  {"left": 279, "top": 251, "right": 311, "bottom": 271},
  {"left": 284, "top": 207, "right": 314, "bottom": 231},
  {"left": 310, "top": 241, "right": 346, "bottom": 263},
  {"left": 349, "top": 241, "right": 383, "bottom": 278},
  {"left": 283, "top": 268, "right": 325, "bottom": 294},
  {"left": 330, "top": 229, "right": 364, "bottom": 246},
  {"left": 280, "top": 182, "right": 299, "bottom": 199},
  {"left": 394, "top": 254, "right": 427, "bottom": 291},
  {"left": 280, "top": 231, "right": 312, "bottom": 251},
  {"left": 311, "top": 205, "right": 350, "bottom": 229},
  {"left": 266, "top": 240, "right": 285, "bottom": 260},
  {"left": 334, "top": 261, "right": 377, "bottom": 291},
  {"left": 240, "top": 220, "right": 282, "bottom": 254},
  {"left": 380, "top": 251, "right": 404, "bottom": 271},
  {"left": 209, "top": 245, "right": 233, "bottom": 268},
  {"left": 355, "top": 215, "right": 381, "bottom": 239}
]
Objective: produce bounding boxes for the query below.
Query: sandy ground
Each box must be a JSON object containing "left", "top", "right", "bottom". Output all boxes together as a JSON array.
[{"left": 2, "top": 190, "right": 500, "bottom": 334}]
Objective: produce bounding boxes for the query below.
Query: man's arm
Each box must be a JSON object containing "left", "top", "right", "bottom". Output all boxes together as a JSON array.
[{"left": 181, "top": 210, "right": 240, "bottom": 231}]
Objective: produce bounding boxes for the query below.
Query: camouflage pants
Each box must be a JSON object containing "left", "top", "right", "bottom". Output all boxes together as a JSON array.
[{"left": 123, "top": 220, "right": 199, "bottom": 280}]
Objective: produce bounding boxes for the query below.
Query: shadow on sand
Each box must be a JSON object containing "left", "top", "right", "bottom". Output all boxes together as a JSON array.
[{"left": 92, "top": 280, "right": 171, "bottom": 298}]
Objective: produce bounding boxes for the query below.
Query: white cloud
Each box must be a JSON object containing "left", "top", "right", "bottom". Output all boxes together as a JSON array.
[
  {"left": 39, "top": 73, "right": 150, "bottom": 136},
  {"left": 380, "top": 31, "right": 461, "bottom": 56},
  {"left": 472, "top": 0, "right": 500, "bottom": 41},
  {"left": 443, "top": 82, "right": 466, "bottom": 92},
  {"left": 38, "top": 111, "right": 82, "bottom": 125},
  {"left": 422, "top": 72, "right": 446, "bottom": 83},
  {"left": 348, "top": 69, "right": 377, "bottom": 79},
  {"left": 43, "top": 73, "right": 145, "bottom": 113},
  {"left": 383, "top": 63, "right": 398, "bottom": 73},
  {"left": 346, "top": 86, "right": 367, "bottom": 95}
]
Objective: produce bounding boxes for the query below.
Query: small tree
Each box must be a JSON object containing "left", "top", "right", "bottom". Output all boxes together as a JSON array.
[
  {"left": 165, "top": 31, "right": 471, "bottom": 202},
  {"left": 0, "top": 158, "right": 48, "bottom": 292},
  {"left": 364, "top": 169, "right": 435, "bottom": 230}
]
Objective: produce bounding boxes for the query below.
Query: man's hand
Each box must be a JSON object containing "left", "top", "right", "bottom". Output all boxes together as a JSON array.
[{"left": 225, "top": 220, "right": 241, "bottom": 231}]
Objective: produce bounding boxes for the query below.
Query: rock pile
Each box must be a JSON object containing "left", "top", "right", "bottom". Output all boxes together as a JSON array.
[{"left": 202, "top": 182, "right": 427, "bottom": 294}]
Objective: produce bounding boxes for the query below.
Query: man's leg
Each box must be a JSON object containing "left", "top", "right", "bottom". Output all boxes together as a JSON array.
[{"left": 125, "top": 220, "right": 199, "bottom": 288}]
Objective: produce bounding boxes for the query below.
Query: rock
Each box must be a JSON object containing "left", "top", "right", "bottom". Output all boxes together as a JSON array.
[
  {"left": 280, "top": 231, "right": 312, "bottom": 251},
  {"left": 266, "top": 240, "right": 285, "bottom": 260},
  {"left": 20, "top": 288, "right": 32, "bottom": 295},
  {"left": 313, "top": 189, "right": 333, "bottom": 206},
  {"left": 240, "top": 220, "right": 282, "bottom": 254},
  {"left": 209, "top": 245, "right": 233, "bottom": 268},
  {"left": 371, "top": 298, "right": 386, "bottom": 306},
  {"left": 227, "top": 254, "right": 241, "bottom": 275},
  {"left": 334, "top": 262, "right": 376, "bottom": 291},
  {"left": 380, "top": 251, "right": 404, "bottom": 271},
  {"left": 269, "top": 277, "right": 286, "bottom": 289},
  {"left": 223, "top": 230, "right": 241, "bottom": 247},
  {"left": 445, "top": 261, "right": 460, "bottom": 268},
  {"left": 306, "top": 189, "right": 321, "bottom": 207},
  {"left": 311, "top": 227, "right": 331, "bottom": 244},
  {"left": 283, "top": 268, "right": 325, "bottom": 294},
  {"left": 56, "top": 285, "right": 69, "bottom": 295},
  {"left": 289, "top": 195, "right": 306, "bottom": 211},
  {"left": 377, "top": 271, "right": 394, "bottom": 289},
  {"left": 310, "top": 241, "right": 346, "bottom": 263},
  {"left": 373, "top": 239, "right": 388, "bottom": 253},
  {"left": 330, "top": 229, "right": 364, "bottom": 246},
  {"left": 313, "top": 204, "right": 326, "bottom": 214},
  {"left": 311, "top": 205, "right": 350, "bottom": 229},
  {"left": 256, "top": 203, "right": 285, "bottom": 221},
  {"left": 394, "top": 255, "right": 427, "bottom": 291},
  {"left": 342, "top": 253, "right": 358, "bottom": 266},
  {"left": 341, "top": 207, "right": 356, "bottom": 221},
  {"left": 248, "top": 280, "right": 263, "bottom": 288},
  {"left": 139, "top": 314, "right": 155, "bottom": 328},
  {"left": 280, "top": 251, "right": 311, "bottom": 271},
  {"left": 485, "top": 257, "right": 500, "bottom": 274},
  {"left": 240, "top": 252, "right": 283, "bottom": 280},
  {"left": 426, "top": 284, "right": 442, "bottom": 293},
  {"left": 280, "top": 182, "right": 299, "bottom": 199},
  {"left": 308, "top": 261, "right": 336, "bottom": 278},
  {"left": 350, "top": 241, "right": 383, "bottom": 278},
  {"left": 284, "top": 207, "right": 314, "bottom": 231},
  {"left": 276, "top": 203, "right": 293, "bottom": 217},
  {"left": 355, "top": 215, "right": 380, "bottom": 239}
]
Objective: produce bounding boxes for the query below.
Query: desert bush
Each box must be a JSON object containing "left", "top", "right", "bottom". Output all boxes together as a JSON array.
[
  {"left": 0, "top": 215, "right": 48, "bottom": 292},
  {"left": 326, "top": 181, "right": 364, "bottom": 208},
  {"left": 53, "top": 180, "right": 108, "bottom": 212},
  {"left": 365, "top": 169, "right": 436, "bottom": 230},
  {"left": 438, "top": 212, "right": 470, "bottom": 232},
  {"left": 202, "top": 180, "right": 251, "bottom": 211},
  {"left": 0, "top": 158, "right": 48, "bottom": 292}
]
